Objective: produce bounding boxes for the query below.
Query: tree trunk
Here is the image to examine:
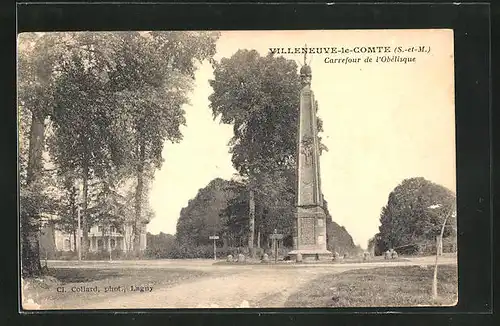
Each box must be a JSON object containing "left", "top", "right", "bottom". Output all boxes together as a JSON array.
[
  {"left": 248, "top": 188, "right": 255, "bottom": 258},
  {"left": 436, "top": 235, "right": 443, "bottom": 256},
  {"left": 21, "top": 229, "right": 42, "bottom": 277},
  {"left": 130, "top": 232, "right": 134, "bottom": 253},
  {"left": 71, "top": 188, "right": 77, "bottom": 252},
  {"left": 81, "top": 161, "right": 90, "bottom": 258},
  {"left": 134, "top": 139, "right": 146, "bottom": 254},
  {"left": 108, "top": 230, "right": 112, "bottom": 261},
  {"left": 25, "top": 112, "right": 45, "bottom": 187},
  {"left": 21, "top": 112, "right": 45, "bottom": 277}
]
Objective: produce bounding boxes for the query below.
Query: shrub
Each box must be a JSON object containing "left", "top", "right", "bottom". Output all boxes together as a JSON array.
[
  {"left": 145, "top": 247, "right": 166, "bottom": 259},
  {"left": 396, "top": 244, "right": 421, "bottom": 255},
  {"left": 145, "top": 242, "right": 295, "bottom": 260},
  {"left": 48, "top": 249, "right": 143, "bottom": 261},
  {"left": 85, "top": 251, "right": 112, "bottom": 260},
  {"left": 414, "top": 237, "right": 458, "bottom": 256},
  {"left": 52, "top": 250, "right": 78, "bottom": 261},
  {"left": 145, "top": 243, "right": 277, "bottom": 259},
  {"left": 161, "top": 243, "right": 212, "bottom": 259}
]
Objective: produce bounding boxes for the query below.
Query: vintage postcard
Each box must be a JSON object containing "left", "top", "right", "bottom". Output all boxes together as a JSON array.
[{"left": 18, "top": 29, "right": 457, "bottom": 310}]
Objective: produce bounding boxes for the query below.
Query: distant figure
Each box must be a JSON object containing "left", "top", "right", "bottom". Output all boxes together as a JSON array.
[
  {"left": 391, "top": 250, "right": 398, "bottom": 259},
  {"left": 226, "top": 254, "right": 233, "bottom": 262},
  {"left": 384, "top": 250, "right": 391, "bottom": 260},
  {"left": 363, "top": 252, "right": 370, "bottom": 261},
  {"left": 343, "top": 253, "right": 349, "bottom": 259},
  {"left": 333, "top": 252, "right": 340, "bottom": 261},
  {"left": 261, "top": 253, "right": 269, "bottom": 263},
  {"left": 238, "top": 253, "right": 245, "bottom": 263}
]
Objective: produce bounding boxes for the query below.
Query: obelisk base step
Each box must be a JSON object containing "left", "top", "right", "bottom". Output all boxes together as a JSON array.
[{"left": 288, "top": 249, "right": 332, "bottom": 261}]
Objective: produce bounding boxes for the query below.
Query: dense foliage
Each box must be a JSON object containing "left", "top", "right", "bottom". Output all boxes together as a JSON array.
[
  {"left": 324, "top": 199, "right": 358, "bottom": 255},
  {"left": 175, "top": 178, "right": 358, "bottom": 255},
  {"left": 18, "top": 32, "right": 219, "bottom": 274},
  {"left": 208, "top": 50, "right": 331, "bottom": 255},
  {"left": 371, "top": 177, "right": 456, "bottom": 255},
  {"left": 145, "top": 232, "right": 176, "bottom": 258},
  {"left": 19, "top": 35, "right": 360, "bottom": 269},
  {"left": 176, "top": 178, "right": 236, "bottom": 246}
]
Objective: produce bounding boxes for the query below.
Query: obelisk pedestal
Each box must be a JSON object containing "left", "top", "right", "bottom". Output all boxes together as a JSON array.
[{"left": 288, "top": 63, "right": 332, "bottom": 261}]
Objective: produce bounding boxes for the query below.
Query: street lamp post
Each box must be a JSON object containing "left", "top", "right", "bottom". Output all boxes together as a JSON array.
[{"left": 428, "top": 202, "right": 456, "bottom": 300}]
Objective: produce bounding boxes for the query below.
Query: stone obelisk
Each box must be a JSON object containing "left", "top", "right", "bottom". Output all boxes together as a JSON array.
[{"left": 288, "top": 61, "right": 331, "bottom": 261}]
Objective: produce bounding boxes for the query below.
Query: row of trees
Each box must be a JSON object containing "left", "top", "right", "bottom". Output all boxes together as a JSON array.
[
  {"left": 175, "top": 177, "right": 358, "bottom": 255},
  {"left": 176, "top": 177, "right": 293, "bottom": 249},
  {"left": 19, "top": 32, "right": 220, "bottom": 276},
  {"left": 368, "top": 177, "right": 457, "bottom": 255}
]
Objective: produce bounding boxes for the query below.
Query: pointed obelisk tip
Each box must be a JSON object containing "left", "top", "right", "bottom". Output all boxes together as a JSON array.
[{"left": 300, "top": 44, "right": 312, "bottom": 86}]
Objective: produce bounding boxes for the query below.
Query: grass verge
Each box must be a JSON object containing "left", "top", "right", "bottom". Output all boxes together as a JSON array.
[
  {"left": 285, "top": 264, "right": 457, "bottom": 307},
  {"left": 22, "top": 268, "right": 210, "bottom": 309}
]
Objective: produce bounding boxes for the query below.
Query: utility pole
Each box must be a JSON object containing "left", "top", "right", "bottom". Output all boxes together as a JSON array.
[
  {"left": 432, "top": 202, "right": 456, "bottom": 300},
  {"left": 270, "top": 229, "right": 283, "bottom": 264}
]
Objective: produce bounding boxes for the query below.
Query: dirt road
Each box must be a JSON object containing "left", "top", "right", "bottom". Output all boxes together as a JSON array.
[{"left": 42, "top": 256, "right": 456, "bottom": 309}]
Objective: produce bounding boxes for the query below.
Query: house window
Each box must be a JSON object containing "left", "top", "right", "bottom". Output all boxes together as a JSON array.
[
  {"left": 110, "top": 239, "right": 116, "bottom": 248},
  {"left": 98, "top": 226, "right": 103, "bottom": 233},
  {"left": 110, "top": 226, "right": 116, "bottom": 233}
]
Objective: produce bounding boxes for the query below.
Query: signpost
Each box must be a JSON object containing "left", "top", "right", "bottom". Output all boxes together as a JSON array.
[
  {"left": 269, "top": 229, "right": 283, "bottom": 263},
  {"left": 209, "top": 235, "right": 219, "bottom": 260}
]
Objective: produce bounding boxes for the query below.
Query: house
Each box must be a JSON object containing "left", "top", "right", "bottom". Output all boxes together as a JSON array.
[{"left": 39, "top": 217, "right": 147, "bottom": 257}]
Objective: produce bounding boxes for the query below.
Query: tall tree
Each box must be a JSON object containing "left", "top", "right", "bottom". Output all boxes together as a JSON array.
[
  {"left": 18, "top": 33, "right": 67, "bottom": 276},
  {"left": 209, "top": 50, "right": 326, "bottom": 256},
  {"left": 49, "top": 171, "right": 80, "bottom": 250},
  {"left": 48, "top": 34, "right": 122, "bottom": 257},
  {"left": 209, "top": 51, "right": 298, "bottom": 256},
  {"left": 107, "top": 31, "right": 220, "bottom": 253},
  {"left": 19, "top": 31, "right": 220, "bottom": 268},
  {"left": 47, "top": 31, "right": 219, "bottom": 256}
]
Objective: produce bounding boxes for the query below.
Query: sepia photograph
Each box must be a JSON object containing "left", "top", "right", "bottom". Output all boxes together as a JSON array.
[{"left": 18, "top": 29, "right": 457, "bottom": 310}]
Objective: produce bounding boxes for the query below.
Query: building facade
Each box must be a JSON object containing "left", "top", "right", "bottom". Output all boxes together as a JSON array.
[{"left": 40, "top": 219, "right": 147, "bottom": 255}]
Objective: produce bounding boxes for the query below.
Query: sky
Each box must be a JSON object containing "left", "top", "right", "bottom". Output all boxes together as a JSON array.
[{"left": 148, "top": 30, "right": 456, "bottom": 247}]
